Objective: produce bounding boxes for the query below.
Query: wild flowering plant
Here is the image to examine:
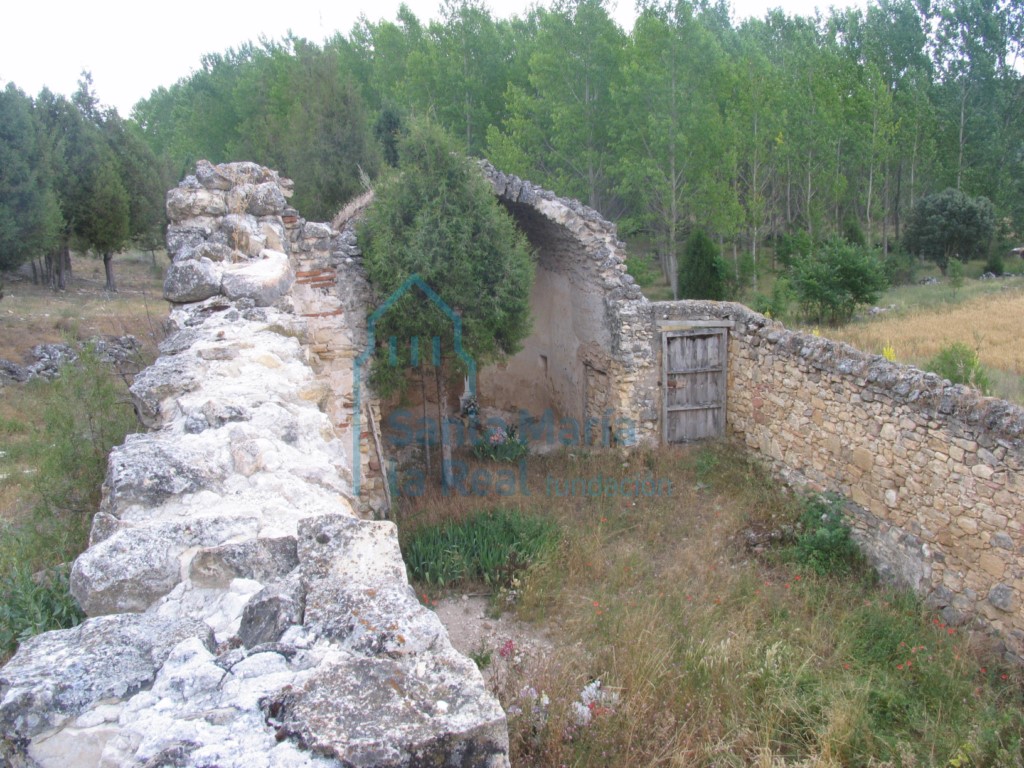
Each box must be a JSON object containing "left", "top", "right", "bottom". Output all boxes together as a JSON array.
[
  {"left": 568, "top": 679, "right": 620, "bottom": 729},
  {"left": 507, "top": 685, "right": 550, "bottom": 728},
  {"left": 507, "top": 678, "right": 620, "bottom": 749},
  {"left": 473, "top": 423, "right": 529, "bottom": 462}
]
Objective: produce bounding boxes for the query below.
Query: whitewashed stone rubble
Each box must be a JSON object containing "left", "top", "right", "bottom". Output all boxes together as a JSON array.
[{"left": 0, "top": 161, "right": 509, "bottom": 767}]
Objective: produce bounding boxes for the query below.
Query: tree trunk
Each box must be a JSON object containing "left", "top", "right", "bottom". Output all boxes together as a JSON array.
[
  {"left": 881, "top": 157, "right": 890, "bottom": 255},
  {"left": 420, "top": 363, "right": 431, "bottom": 476},
  {"left": 434, "top": 366, "right": 454, "bottom": 489},
  {"left": 103, "top": 251, "right": 117, "bottom": 292},
  {"left": 956, "top": 83, "right": 968, "bottom": 191},
  {"left": 56, "top": 243, "right": 69, "bottom": 291},
  {"left": 894, "top": 160, "right": 903, "bottom": 243},
  {"left": 786, "top": 159, "right": 793, "bottom": 227},
  {"left": 30, "top": 258, "right": 39, "bottom": 285}
]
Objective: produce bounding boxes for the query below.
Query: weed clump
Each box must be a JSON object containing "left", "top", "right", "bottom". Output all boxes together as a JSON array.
[
  {"left": 0, "top": 563, "right": 83, "bottom": 655},
  {"left": 401, "top": 508, "right": 559, "bottom": 589},
  {"left": 927, "top": 341, "right": 992, "bottom": 395},
  {"left": 472, "top": 424, "right": 529, "bottom": 463},
  {"left": 787, "top": 493, "right": 867, "bottom": 577}
]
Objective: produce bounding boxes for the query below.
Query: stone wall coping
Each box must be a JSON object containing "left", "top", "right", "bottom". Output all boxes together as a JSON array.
[{"left": 652, "top": 299, "right": 1024, "bottom": 452}]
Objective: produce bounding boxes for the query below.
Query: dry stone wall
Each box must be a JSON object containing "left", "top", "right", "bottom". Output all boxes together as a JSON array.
[
  {"left": 651, "top": 300, "right": 1024, "bottom": 658},
  {"left": 0, "top": 162, "right": 509, "bottom": 767}
]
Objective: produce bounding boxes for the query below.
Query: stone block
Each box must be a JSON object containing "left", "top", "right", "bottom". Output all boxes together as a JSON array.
[
  {"left": 195, "top": 159, "right": 233, "bottom": 190},
  {"left": 163, "top": 257, "right": 223, "bottom": 304},
  {"left": 71, "top": 515, "right": 257, "bottom": 616},
  {"left": 979, "top": 551, "right": 1006, "bottom": 579},
  {"left": 247, "top": 182, "right": 287, "bottom": 216},
  {"left": 298, "top": 514, "right": 406, "bottom": 588},
  {"left": 221, "top": 250, "right": 295, "bottom": 307},
  {"left": 166, "top": 187, "right": 226, "bottom": 220},
  {"left": 0, "top": 614, "right": 213, "bottom": 739},
  {"left": 264, "top": 653, "right": 509, "bottom": 768},
  {"left": 189, "top": 537, "right": 299, "bottom": 588},
  {"left": 972, "top": 464, "right": 995, "bottom": 480},
  {"left": 852, "top": 448, "right": 874, "bottom": 472},
  {"left": 238, "top": 578, "right": 304, "bottom": 647},
  {"left": 988, "top": 583, "right": 1016, "bottom": 612},
  {"left": 956, "top": 516, "right": 979, "bottom": 535}
]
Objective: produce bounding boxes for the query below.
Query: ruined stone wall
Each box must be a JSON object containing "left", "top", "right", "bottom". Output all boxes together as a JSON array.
[
  {"left": 0, "top": 163, "right": 508, "bottom": 767},
  {"left": 479, "top": 163, "right": 658, "bottom": 445},
  {"left": 652, "top": 300, "right": 1024, "bottom": 657}
]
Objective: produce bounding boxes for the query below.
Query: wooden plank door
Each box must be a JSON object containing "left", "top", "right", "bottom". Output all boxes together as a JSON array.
[{"left": 662, "top": 328, "right": 728, "bottom": 443}]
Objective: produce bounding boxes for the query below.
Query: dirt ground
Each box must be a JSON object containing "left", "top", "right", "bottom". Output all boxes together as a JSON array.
[
  {"left": 0, "top": 250, "right": 168, "bottom": 363},
  {"left": 433, "top": 594, "right": 554, "bottom": 696}
]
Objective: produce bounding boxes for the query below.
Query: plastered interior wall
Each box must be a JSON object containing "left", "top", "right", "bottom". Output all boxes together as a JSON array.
[
  {"left": 478, "top": 163, "right": 655, "bottom": 445},
  {"left": 479, "top": 206, "right": 612, "bottom": 428}
]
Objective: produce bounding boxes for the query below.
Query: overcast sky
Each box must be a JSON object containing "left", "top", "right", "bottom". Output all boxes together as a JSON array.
[{"left": 3, "top": 0, "right": 858, "bottom": 117}]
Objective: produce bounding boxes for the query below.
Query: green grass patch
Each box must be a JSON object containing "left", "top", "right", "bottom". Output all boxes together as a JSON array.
[
  {"left": 0, "top": 562, "right": 84, "bottom": 656},
  {"left": 877, "top": 270, "right": 1024, "bottom": 314},
  {"left": 401, "top": 507, "right": 559, "bottom": 590},
  {"left": 0, "top": 344, "right": 139, "bottom": 661}
]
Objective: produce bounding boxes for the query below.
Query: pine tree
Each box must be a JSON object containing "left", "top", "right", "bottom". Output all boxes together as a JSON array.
[
  {"left": 678, "top": 229, "right": 726, "bottom": 300},
  {"left": 360, "top": 119, "right": 534, "bottom": 487}
]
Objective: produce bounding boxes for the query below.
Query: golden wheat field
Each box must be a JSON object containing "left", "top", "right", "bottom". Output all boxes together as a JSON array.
[{"left": 828, "top": 285, "right": 1024, "bottom": 379}]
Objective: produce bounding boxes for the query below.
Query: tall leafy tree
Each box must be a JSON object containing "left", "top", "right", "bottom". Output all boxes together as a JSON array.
[
  {"left": 120, "top": 0, "right": 1024, "bottom": 258},
  {"left": 78, "top": 158, "right": 130, "bottom": 292},
  {"left": 614, "top": 1, "right": 733, "bottom": 295},
  {"left": 35, "top": 76, "right": 134, "bottom": 292},
  {"left": 407, "top": 0, "right": 510, "bottom": 155},
  {"left": 733, "top": 19, "right": 782, "bottom": 273},
  {"left": 790, "top": 238, "right": 888, "bottom": 324},
  {"left": 488, "top": 0, "right": 624, "bottom": 213},
  {"left": 278, "top": 40, "right": 381, "bottom": 220},
  {"left": 102, "top": 113, "right": 166, "bottom": 250},
  {"left": 360, "top": 119, "right": 534, "bottom": 487}
]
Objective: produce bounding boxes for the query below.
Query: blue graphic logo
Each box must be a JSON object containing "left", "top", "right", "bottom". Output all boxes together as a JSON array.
[{"left": 352, "top": 274, "right": 476, "bottom": 496}]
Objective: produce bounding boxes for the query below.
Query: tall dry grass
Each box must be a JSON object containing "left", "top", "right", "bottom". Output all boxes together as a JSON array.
[
  {"left": 827, "top": 284, "right": 1024, "bottom": 402},
  {"left": 397, "top": 444, "right": 1024, "bottom": 767}
]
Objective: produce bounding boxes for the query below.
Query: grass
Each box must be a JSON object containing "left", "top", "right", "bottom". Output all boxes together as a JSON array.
[
  {"left": 0, "top": 250, "right": 162, "bottom": 660},
  {"left": 395, "top": 443, "right": 1024, "bottom": 767},
  {"left": 400, "top": 507, "right": 559, "bottom": 589},
  {"left": 0, "top": 346, "right": 141, "bottom": 659},
  {"left": 0, "top": 249, "right": 167, "bottom": 362}
]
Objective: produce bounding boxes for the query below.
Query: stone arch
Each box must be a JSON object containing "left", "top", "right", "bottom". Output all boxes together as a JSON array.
[{"left": 477, "top": 161, "right": 657, "bottom": 446}]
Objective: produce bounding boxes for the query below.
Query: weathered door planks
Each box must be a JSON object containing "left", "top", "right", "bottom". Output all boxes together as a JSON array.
[{"left": 661, "top": 323, "right": 730, "bottom": 444}]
